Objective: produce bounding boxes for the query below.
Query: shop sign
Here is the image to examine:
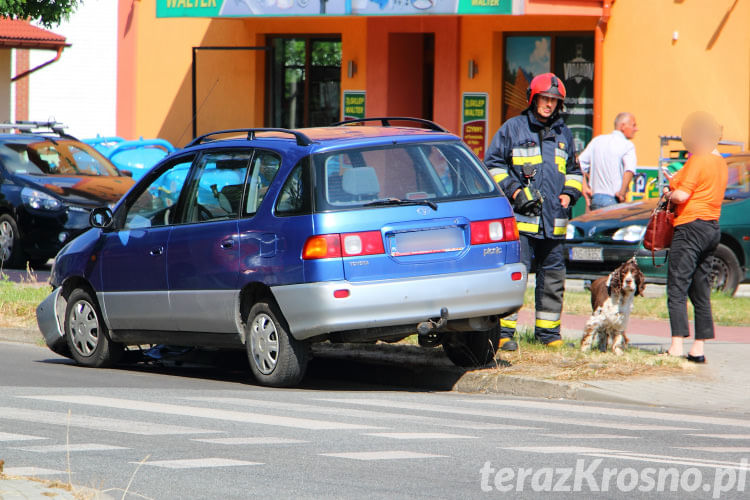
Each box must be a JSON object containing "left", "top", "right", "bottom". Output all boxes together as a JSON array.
[
  {"left": 343, "top": 91, "right": 366, "bottom": 121},
  {"left": 462, "top": 93, "right": 488, "bottom": 160},
  {"left": 157, "top": 0, "right": 513, "bottom": 17}
]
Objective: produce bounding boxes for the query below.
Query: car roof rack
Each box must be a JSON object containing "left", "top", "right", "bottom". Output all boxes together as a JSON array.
[
  {"left": 332, "top": 117, "right": 447, "bottom": 133},
  {"left": 0, "top": 121, "right": 76, "bottom": 139},
  {"left": 187, "top": 128, "right": 313, "bottom": 147}
]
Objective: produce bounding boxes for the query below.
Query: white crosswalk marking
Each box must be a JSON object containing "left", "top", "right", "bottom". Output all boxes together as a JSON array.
[
  {"left": 22, "top": 395, "right": 380, "bottom": 431},
  {"left": 676, "top": 447, "right": 750, "bottom": 453},
  {"left": 183, "top": 396, "right": 536, "bottom": 431},
  {"left": 688, "top": 434, "right": 750, "bottom": 440},
  {"left": 13, "top": 443, "right": 129, "bottom": 453},
  {"left": 137, "top": 458, "right": 262, "bottom": 469},
  {"left": 363, "top": 432, "right": 476, "bottom": 440},
  {"left": 317, "top": 398, "right": 693, "bottom": 431},
  {"left": 541, "top": 433, "right": 639, "bottom": 440},
  {"left": 321, "top": 451, "right": 447, "bottom": 460},
  {"left": 192, "top": 437, "right": 307, "bottom": 445},
  {"left": 2, "top": 467, "right": 65, "bottom": 476},
  {"left": 0, "top": 431, "right": 46, "bottom": 441},
  {"left": 0, "top": 406, "right": 216, "bottom": 435},
  {"left": 462, "top": 398, "right": 750, "bottom": 429}
]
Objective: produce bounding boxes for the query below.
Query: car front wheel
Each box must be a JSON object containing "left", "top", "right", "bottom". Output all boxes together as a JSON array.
[
  {"left": 246, "top": 300, "right": 309, "bottom": 387},
  {"left": 65, "top": 289, "right": 123, "bottom": 367},
  {"left": 709, "top": 243, "right": 741, "bottom": 296},
  {"left": 442, "top": 327, "right": 501, "bottom": 368}
]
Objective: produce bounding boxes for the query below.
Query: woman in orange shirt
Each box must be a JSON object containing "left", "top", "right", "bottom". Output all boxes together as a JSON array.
[{"left": 662, "top": 112, "right": 728, "bottom": 363}]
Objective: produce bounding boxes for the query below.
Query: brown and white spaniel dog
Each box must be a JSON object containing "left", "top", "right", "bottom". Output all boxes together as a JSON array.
[{"left": 581, "top": 258, "right": 646, "bottom": 355}]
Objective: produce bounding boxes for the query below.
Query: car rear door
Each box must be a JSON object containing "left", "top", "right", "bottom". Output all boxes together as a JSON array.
[
  {"left": 167, "top": 150, "right": 253, "bottom": 333},
  {"left": 99, "top": 155, "right": 194, "bottom": 330}
]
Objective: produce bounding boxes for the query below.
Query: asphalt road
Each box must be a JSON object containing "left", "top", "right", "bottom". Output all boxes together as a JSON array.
[{"left": 2, "top": 342, "right": 749, "bottom": 499}]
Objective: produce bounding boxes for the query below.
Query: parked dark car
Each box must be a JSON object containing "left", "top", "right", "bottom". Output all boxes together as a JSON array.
[
  {"left": 565, "top": 153, "right": 750, "bottom": 295},
  {"left": 37, "top": 119, "right": 526, "bottom": 387},
  {"left": 0, "top": 122, "right": 135, "bottom": 268}
]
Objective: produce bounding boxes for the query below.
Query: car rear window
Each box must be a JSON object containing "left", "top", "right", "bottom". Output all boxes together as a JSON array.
[{"left": 312, "top": 141, "right": 497, "bottom": 211}]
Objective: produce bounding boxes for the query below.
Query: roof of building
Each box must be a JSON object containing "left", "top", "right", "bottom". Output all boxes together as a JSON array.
[{"left": 0, "top": 17, "right": 68, "bottom": 50}]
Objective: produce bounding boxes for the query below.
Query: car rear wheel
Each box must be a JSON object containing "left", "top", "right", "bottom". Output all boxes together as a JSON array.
[
  {"left": 709, "top": 244, "right": 741, "bottom": 296},
  {"left": 65, "top": 289, "right": 123, "bottom": 367},
  {"left": 0, "top": 214, "right": 24, "bottom": 268},
  {"left": 246, "top": 300, "right": 309, "bottom": 387},
  {"left": 442, "top": 327, "right": 500, "bottom": 368}
]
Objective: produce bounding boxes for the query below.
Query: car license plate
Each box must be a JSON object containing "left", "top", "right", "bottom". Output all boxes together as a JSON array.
[
  {"left": 569, "top": 247, "right": 603, "bottom": 262},
  {"left": 390, "top": 227, "right": 465, "bottom": 257}
]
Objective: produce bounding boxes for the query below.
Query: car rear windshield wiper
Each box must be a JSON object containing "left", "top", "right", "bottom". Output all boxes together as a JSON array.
[{"left": 363, "top": 197, "right": 438, "bottom": 211}]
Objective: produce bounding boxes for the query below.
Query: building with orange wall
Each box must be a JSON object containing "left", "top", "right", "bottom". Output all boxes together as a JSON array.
[{"left": 118, "top": 0, "right": 749, "bottom": 168}]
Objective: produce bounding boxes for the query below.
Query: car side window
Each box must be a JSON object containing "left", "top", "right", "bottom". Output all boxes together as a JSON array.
[
  {"left": 123, "top": 156, "right": 193, "bottom": 230},
  {"left": 243, "top": 151, "right": 281, "bottom": 216},
  {"left": 276, "top": 159, "right": 311, "bottom": 216},
  {"left": 182, "top": 151, "right": 252, "bottom": 224}
]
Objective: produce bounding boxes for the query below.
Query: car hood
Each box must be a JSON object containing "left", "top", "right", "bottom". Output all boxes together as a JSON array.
[{"left": 16, "top": 173, "right": 135, "bottom": 207}]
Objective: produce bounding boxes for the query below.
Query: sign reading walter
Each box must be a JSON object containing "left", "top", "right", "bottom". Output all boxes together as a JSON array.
[
  {"left": 157, "top": 0, "right": 512, "bottom": 17},
  {"left": 343, "top": 91, "right": 366, "bottom": 121},
  {"left": 462, "top": 93, "right": 488, "bottom": 160}
]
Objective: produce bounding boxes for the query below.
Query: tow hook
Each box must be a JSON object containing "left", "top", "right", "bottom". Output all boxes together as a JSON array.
[{"left": 417, "top": 308, "right": 449, "bottom": 347}]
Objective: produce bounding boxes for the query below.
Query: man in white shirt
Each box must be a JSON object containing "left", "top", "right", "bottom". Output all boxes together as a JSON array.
[{"left": 579, "top": 112, "right": 638, "bottom": 210}]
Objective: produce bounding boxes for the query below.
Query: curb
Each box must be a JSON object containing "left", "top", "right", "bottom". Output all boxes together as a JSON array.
[{"left": 0, "top": 328, "right": 41, "bottom": 345}]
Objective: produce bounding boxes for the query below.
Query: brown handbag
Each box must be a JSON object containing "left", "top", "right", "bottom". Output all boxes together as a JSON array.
[{"left": 643, "top": 195, "right": 674, "bottom": 265}]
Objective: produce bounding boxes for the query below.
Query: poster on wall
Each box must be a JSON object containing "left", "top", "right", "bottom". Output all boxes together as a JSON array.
[
  {"left": 462, "top": 93, "right": 488, "bottom": 160},
  {"left": 502, "top": 36, "right": 551, "bottom": 123},
  {"left": 554, "top": 35, "right": 594, "bottom": 154},
  {"left": 342, "top": 90, "right": 366, "bottom": 121}
]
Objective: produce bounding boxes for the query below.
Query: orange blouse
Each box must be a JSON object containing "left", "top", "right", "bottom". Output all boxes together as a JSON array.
[{"left": 669, "top": 153, "right": 728, "bottom": 226}]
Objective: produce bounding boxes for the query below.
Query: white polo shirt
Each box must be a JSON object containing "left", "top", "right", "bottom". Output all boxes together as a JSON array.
[{"left": 578, "top": 129, "right": 637, "bottom": 197}]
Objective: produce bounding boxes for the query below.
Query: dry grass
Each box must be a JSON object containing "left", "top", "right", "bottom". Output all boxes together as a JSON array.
[{"left": 491, "top": 328, "right": 695, "bottom": 382}]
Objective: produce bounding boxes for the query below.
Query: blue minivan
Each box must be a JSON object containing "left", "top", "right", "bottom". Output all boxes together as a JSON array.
[{"left": 37, "top": 119, "right": 526, "bottom": 387}]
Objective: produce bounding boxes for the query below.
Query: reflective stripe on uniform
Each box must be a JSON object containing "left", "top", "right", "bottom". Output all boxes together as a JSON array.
[
  {"left": 564, "top": 174, "right": 583, "bottom": 192},
  {"left": 512, "top": 146, "right": 542, "bottom": 167},
  {"left": 535, "top": 319, "right": 561, "bottom": 329},
  {"left": 515, "top": 214, "right": 540, "bottom": 234},
  {"left": 500, "top": 319, "right": 517, "bottom": 329},
  {"left": 494, "top": 172, "right": 509, "bottom": 183},
  {"left": 523, "top": 187, "right": 533, "bottom": 201},
  {"left": 490, "top": 168, "right": 509, "bottom": 184},
  {"left": 553, "top": 218, "right": 569, "bottom": 236},
  {"left": 554, "top": 148, "right": 568, "bottom": 174},
  {"left": 536, "top": 311, "right": 561, "bottom": 322}
]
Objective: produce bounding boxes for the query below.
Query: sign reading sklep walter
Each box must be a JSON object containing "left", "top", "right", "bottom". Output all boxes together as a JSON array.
[
  {"left": 462, "top": 93, "right": 488, "bottom": 160},
  {"left": 343, "top": 91, "right": 366, "bottom": 121},
  {"left": 156, "top": 0, "right": 513, "bottom": 17}
]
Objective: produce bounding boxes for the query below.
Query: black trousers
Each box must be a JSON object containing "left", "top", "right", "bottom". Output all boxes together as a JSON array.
[{"left": 667, "top": 219, "right": 720, "bottom": 340}]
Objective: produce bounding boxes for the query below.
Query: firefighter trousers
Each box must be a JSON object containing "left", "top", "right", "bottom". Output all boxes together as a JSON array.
[{"left": 500, "top": 235, "right": 565, "bottom": 344}]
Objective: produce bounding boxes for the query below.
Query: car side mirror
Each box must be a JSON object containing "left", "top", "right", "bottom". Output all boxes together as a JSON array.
[
  {"left": 120, "top": 169, "right": 133, "bottom": 177},
  {"left": 90, "top": 206, "right": 114, "bottom": 229}
]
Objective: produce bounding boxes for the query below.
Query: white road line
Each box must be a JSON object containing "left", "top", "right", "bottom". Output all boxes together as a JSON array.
[
  {"left": 676, "top": 447, "right": 750, "bottom": 453},
  {"left": 688, "top": 434, "right": 750, "bottom": 440},
  {"left": 317, "top": 398, "right": 693, "bottom": 431},
  {"left": 0, "top": 431, "right": 47, "bottom": 442},
  {"left": 461, "top": 398, "right": 750, "bottom": 429},
  {"left": 182, "top": 396, "right": 537, "bottom": 431},
  {"left": 12, "top": 443, "right": 129, "bottom": 453},
  {"left": 192, "top": 437, "right": 307, "bottom": 445},
  {"left": 321, "top": 451, "right": 447, "bottom": 460},
  {"left": 136, "top": 458, "right": 262, "bottom": 469},
  {"left": 502, "top": 446, "right": 622, "bottom": 454},
  {"left": 541, "top": 433, "right": 639, "bottom": 440},
  {"left": 22, "top": 395, "right": 380, "bottom": 431},
  {"left": 2, "top": 467, "right": 65, "bottom": 476},
  {"left": 364, "top": 432, "right": 476, "bottom": 440},
  {"left": 0, "top": 407, "right": 215, "bottom": 435}
]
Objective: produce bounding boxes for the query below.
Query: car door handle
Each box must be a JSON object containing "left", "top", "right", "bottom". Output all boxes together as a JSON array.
[
  {"left": 220, "top": 239, "right": 235, "bottom": 249},
  {"left": 149, "top": 246, "right": 164, "bottom": 256}
]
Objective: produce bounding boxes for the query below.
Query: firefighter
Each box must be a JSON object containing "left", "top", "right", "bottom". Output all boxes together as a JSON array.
[{"left": 485, "top": 73, "right": 583, "bottom": 350}]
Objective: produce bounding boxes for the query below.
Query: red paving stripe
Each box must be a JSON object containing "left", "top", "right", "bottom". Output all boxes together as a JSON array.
[{"left": 516, "top": 310, "right": 750, "bottom": 343}]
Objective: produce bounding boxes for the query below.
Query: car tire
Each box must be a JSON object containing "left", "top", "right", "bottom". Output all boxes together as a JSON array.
[
  {"left": 0, "top": 214, "right": 24, "bottom": 268},
  {"left": 64, "top": 288, "right": 123, "bottom": 368},
  {"left": 709, "top": 243, "right": 741, "bottom": 296},
  {"left": 245, "top": 300, "right": 309, "bottom": 387},
  {"left": 442, "top": 327, "right": 501, "bottom": 368}
]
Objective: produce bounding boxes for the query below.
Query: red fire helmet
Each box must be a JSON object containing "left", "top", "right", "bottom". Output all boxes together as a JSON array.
[{"left": 526, "top": 73, "right": 567, "bottom": 107}]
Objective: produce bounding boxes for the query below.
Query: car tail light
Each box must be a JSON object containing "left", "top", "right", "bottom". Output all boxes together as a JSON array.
[
  {"left": 342, "top": 231, "right": 385, "bottom": 257},
  {"left": 511, "top": 272, "right": 523, "bottom": 281},
  {"left": 302, "top": 234, "right": 342, "bottom": 260},
  {"left": 471, "top": 218, "right": 518, "bottom": 245},
  {"left": 333, "top": 289, "right": 350, "bottom": 298}
]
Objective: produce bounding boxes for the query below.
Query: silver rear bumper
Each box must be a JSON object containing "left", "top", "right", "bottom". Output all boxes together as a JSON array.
[{"left": 271, "top": 264, "right": 527, "bottom": 340}]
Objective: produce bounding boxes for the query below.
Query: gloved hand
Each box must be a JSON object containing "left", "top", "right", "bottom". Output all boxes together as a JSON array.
[{"left": 513, "top": 187, "right": 543, "bottom": 216}]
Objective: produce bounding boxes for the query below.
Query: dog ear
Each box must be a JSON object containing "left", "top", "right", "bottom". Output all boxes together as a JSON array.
[
  {"left": 609, "top": 267, "right": 622, "bottom": 296},
  {"left": 635, "top": 268, "right": 646, "bottom": 296}
]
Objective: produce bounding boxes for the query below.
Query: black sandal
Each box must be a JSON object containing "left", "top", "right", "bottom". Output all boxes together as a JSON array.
[{"left": 686, "top": 354, "right": 706, "bottom": 364}]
